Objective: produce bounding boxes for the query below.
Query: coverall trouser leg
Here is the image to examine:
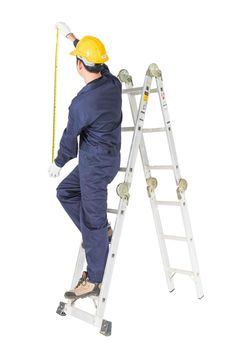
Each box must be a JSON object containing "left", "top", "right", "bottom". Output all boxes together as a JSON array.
[{"left": 56, "top": 150, "right": 120, "bottom": 283}]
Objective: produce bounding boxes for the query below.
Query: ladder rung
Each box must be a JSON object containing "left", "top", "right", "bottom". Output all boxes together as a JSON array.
[
  {"left": 107, "top": 209, "right": 118, "bottom": 214},
  {"left": 146, "top": 165, "right": 173, "bottom": 170},
  {"left": 142, "top": 127, "right": 166, "bottom": 133},
  {"left": 122, "top": 87, "right": 158, "bottom": 95},
  {"left": 119, "top": 167, "right": 127, "bottom": 172},
  {"left": 121, "top": 127, "right": 135, "bottom": 132},
  {"left": 156, "top": 201, "right": 180, "bottom": 206},
  {"left": 162, "top": 235, "right": 187, "bottom": 242},
  {"left": 122, "top": 127, "right": 166, "bottom": 133},
  {"left": 66, "top": 304, "right": 96, "bottom": 325},
  {"left": 169, "top": 268, "right": 195, "bottom": 277}
]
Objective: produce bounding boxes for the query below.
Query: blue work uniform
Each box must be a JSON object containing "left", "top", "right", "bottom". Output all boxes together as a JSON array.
[{"left": 55, "top": 47, "right": 122, "bottom": 283}]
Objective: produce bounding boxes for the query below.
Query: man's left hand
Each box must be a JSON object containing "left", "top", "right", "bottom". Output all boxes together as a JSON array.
[{"left": 48, "top": 162, "right": 61, "bottom": 177}]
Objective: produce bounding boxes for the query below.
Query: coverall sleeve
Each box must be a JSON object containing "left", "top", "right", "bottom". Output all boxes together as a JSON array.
[
  {"left": 73, "top": 38, "right": 79, "bottom": 47},
  {"left": 54, "top": 103, "right": 83, "bottom": 167}
]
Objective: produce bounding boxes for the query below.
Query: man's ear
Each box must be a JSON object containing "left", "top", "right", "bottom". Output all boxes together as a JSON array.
[{"left": 76, "top": 59, "right": 82, "bottom": 73}]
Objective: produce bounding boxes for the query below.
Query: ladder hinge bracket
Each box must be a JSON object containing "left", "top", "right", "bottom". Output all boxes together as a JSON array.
[
  {"left": 116, "top": 182, "right": 130, "bottom": 202},
  {"left": 146, "top": 177, "right": 158, "bottom": 197},
  {"left": 117, "top": 69, "right": 133, "bottom": 84},
  {"left": 147, "top": 63, "right": 162, "bottom": 78},
  {"left": 176, "top": 178, "right": 188, "bottom": 200}
]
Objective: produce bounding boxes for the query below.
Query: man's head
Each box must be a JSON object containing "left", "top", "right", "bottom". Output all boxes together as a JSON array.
[{"left": 70, "top": 35, "right": 108, "bottom": 82}]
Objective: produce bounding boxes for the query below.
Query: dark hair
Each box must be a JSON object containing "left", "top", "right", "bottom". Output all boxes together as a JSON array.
[{"left": 76, "top": 57, "right": 102, "bottom": 73}]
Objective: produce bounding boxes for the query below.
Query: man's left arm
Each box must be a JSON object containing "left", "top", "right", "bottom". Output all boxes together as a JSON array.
[
  {"left": 49, "top": 102, "right": 86, "bottom": 177},
  {"left": 55, "top": 102, "right": 86, "bottom": 167}
]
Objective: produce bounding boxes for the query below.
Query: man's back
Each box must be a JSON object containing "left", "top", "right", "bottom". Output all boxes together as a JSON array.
[
  {"left": 55, "top": 65, "right": 122, "bottom": 166},
  {"left": 71, "top": 65, "right": 122, "bottom": 155}
]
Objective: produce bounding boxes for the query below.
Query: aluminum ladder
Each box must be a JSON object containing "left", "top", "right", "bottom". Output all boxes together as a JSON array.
[{"left": 56, "top": 63, "right": 204, "bottom": 336}]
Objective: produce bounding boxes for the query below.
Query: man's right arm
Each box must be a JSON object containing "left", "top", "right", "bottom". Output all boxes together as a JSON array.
[{"left": 56, "top": 22, "right": 111, "bottom": 75}]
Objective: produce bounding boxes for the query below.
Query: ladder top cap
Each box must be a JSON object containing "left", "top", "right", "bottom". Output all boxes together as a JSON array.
[{"left": 147, "top": 63, "right": 162, "bottom": 78}]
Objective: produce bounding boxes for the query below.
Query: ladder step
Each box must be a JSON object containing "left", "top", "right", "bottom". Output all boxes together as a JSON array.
[
  {"left": 156, "top": 201, "right": 180, "bottom": 206},
  {"left": 169, "top": 268, "right": 195, "bottom": 277},
  {"left": 119, "top": 167, "right": 127, "bottom": 172},
  {"left": 146, "top": 165, "right": 173, "bottom": 170},
  {"left": 121, "top": 127, "right": 134, "bottom": 132},
  {"left": 107, "top": 209, "right": 118, "bottom": 214},
  {"left": 121, "top": 127, "right": 166, "bottom": 133},
  {"left": 65, "top": 304, "right": 97, "bottom": 325},
  {"left": 142, "top": 127, "right": 166, "bottom": 133},
  {"left": 122, "top": 87, "right": 158, "bottom": 95},
  {"left": 162, "top": 235, "right": 187, "bottom": 242}
]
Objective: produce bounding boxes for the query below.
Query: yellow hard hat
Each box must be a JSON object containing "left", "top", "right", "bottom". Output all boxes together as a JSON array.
[{"left": 70, "top": 35, "right": 109, "bottom": 64}]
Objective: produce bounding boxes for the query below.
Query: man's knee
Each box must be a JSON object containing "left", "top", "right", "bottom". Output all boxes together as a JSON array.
[{"left": 56, "top": 182, "right": 67, "bottom": 203}]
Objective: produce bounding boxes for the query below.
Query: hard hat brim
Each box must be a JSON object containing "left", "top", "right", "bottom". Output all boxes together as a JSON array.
[
  {"left": 69, "top": 48, "right": 78, "bottom": 56},
  {"left": 69, "top": 49, "right": 109, "bottom": 64}
]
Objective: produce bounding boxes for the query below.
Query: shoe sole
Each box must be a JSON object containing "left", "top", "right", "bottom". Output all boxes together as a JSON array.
[{"left": 65, "top": 289, "right": 100, "bottom": 302}]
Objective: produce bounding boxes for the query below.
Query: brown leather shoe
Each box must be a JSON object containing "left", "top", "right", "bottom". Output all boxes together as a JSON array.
[{"left": 64, "top": 271, "right": 101, "bottom": 300}]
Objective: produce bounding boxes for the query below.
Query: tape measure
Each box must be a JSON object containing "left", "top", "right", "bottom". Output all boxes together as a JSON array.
[{"left": 51, "top": 28, "right": 59, "bottom": 163}]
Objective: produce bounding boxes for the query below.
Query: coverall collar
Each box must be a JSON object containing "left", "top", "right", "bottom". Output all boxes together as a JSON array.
[{"left": 79, "top": 75, "right": 107, "bottom": 95}]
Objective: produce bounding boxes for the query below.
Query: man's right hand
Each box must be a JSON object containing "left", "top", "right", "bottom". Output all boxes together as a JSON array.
[{"left": 55, "top": 22, "right": 72, "bottom": 37}]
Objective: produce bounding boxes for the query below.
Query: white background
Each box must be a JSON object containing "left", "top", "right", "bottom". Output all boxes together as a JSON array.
[{"left": 1, "top": 0, "right": 239, "bottom": 348}]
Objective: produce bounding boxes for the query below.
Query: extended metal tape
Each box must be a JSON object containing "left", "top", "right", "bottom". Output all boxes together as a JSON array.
[{"left": 52, "top": 28, "right": 59, "bottom": 163}]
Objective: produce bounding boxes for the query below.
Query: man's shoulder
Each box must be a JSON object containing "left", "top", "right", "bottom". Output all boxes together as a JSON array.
[{"left": 69, "top": 94, "right": 84, "bottom": 113}]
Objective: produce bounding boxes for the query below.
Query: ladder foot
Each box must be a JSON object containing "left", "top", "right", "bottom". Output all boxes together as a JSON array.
[
  {"left": 100, "top": 319, "right": 112, "bottom": 336},
  {"left": 56, "top": 302, "right": 67, "bottom": 316},
  {"left": 169, "top": 288, "right": 175, "bottom": 293},
  {"left": 198, "top": 294, "right": 204, "bottom": 300}
]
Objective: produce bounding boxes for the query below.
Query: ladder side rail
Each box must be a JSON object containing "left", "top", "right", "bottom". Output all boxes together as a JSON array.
[
  {"left": 94, "top": 198, "right": 128, "bottom": 322},
  {"left": 155, "top": 76, "right": 182, "bottom": 184},
  {"left": 156, "top": 74, "right": 204, "bottom": 298},
  {"left": 70, "top": 242, "right": 86, "bottom": 289},
  {"left": 123, "top": 73, "right": 175, "bottom": 292},
  {"left": 96, "top": 72, "right": 154, "bottom": 319},
  {"left": 179, "top": 193, "right": 204, "bottom": 298}
]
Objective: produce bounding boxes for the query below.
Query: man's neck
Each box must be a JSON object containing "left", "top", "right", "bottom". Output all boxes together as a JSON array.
[{"left": 84, "top": 72, "right": 102, "bottom": 84}]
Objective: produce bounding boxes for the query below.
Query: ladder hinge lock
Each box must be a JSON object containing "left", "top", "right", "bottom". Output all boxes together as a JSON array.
[
  {"left": 117, "top": 69, "right": 133, "bottom": 84},
  {"left": 147, "top": 63, "right": 162, "bottom": 78},
  {"left": 146, "top": 177, "right": 158, "bottom": 196},
  {"left": 176, "top": 178, "right": 188, "bottom": 200},
  {"left": 116, "top": 182, "right": 130, "bottom": 202}
]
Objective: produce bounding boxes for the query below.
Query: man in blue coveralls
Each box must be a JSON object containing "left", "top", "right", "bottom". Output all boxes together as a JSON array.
[{"left": 48, "top": 22, "right": 122, "bottom": 300}]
